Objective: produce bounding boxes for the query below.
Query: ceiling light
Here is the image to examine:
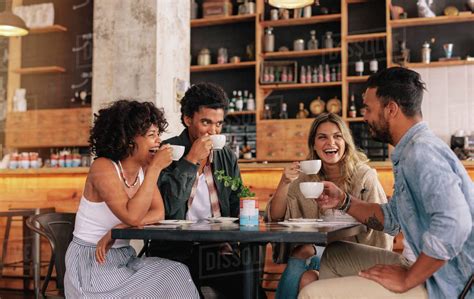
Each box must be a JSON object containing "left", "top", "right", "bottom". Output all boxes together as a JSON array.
[
  {"left": 268, "top": 0, "right": 314, "bottom": 9},
  {"left": 0, "top": 11, "right": 29, "bottom": 37}
]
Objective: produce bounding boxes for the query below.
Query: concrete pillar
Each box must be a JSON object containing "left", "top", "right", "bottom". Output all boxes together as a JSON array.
[{"left": 92, "top": 0, "right": 189, "bottom": 138}]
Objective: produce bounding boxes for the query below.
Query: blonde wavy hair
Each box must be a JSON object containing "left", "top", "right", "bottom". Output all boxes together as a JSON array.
[{"left": 307, "top": 113, "right": 368, "bottom": 192}]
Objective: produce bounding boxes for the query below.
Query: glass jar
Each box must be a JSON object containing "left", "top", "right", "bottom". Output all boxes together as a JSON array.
[
  {"left": 264, "top": 27, "right": 275, "bottom": 52},
  {"left": 324, "top": 31, "right": 333, "bottom": 49},
  {"left": 197, "top": 48, "right": 211, "bottom": 66},
  {"left": 307, "top": 30, "right": 318, "bottom": 50},
  {"left": 217, "top": 47, "right": 228, "bottom": 64}
]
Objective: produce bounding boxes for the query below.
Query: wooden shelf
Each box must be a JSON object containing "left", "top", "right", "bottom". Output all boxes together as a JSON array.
[
  {"left": 13, "top": 66, "right": 66, "bottom": 75},
  {"left": 346, "top": 117, "right": 365, "bottom": 122},
  {"left": 261, "top": 14, "right": 341, "bottom": 28},
  {"left": 29, "top": 25, "right": 67, "bottom": 34},
  {"left": 191, "top": 14, "right": 256, "bottom": 28},
  {"left": 347, "top": 75, "right": 369, "bottom": 83},
  {"left": 261, "top": 81, "right": 342, "bottom": 90},
  {"left": 346, "top": 32, "right": 386, "bottom": 43},
  {"left": 227, "top": 111, "right": 256, "bottom": 116},
  {"left": 346, "top": 0, "right": 374, "bottom": 3},
  {"left": 190, "top": 61, "right": 255, "bottom": 72},
  {"left": 390, "top": 14, "right": 474, "bottom": 28},
  {"left": 262, "top": 48, "right": 341, "bottom": 59},
  {"left": 405, "top": 59, "right": 474, "bottom": 69}
]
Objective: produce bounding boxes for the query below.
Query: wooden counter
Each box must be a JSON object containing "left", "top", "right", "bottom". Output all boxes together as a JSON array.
[{"left": 0, "top": 161, "right": 473, "bottom": 290}]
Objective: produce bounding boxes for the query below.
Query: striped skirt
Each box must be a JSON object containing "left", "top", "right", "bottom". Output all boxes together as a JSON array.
[{"left": 64, "top": 237, "right": 199, "bottom": 298}]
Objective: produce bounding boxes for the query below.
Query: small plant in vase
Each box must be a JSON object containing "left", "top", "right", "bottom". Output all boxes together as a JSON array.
[
  {"left": 215, "top": 170, "right": 259, "bottom": 226},
  {"left": 214, "top": 170, "right": 255, "bottom": 198}
]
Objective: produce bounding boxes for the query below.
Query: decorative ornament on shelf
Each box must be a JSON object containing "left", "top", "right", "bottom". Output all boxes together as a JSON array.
[
  {"left": 269, "top": 0, "right": 314, "bottom": 9},
  {"left": 417, "top": 0, "right": 436, "bottom": 18}
]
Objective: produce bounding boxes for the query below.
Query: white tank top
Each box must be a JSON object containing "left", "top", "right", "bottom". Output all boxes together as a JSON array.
[{"left": 73, "top": 160, "right": 144, "bottom": 248}]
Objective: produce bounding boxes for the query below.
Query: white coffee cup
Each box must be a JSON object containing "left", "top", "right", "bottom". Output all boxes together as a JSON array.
[
  {"left": 299, "top": 182, "right": 324, "bottom": 199},
  {"left": 300, "top": 160, "right": 321, "bottom": 175},
  {"left": 210, "top": 134, "right": 226, "bottom": 150},
  {"left": 170, "top": 145, "right": 185, "bottom": 161}
]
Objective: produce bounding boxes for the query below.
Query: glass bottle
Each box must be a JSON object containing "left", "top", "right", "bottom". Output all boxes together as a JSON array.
[
  {"left": 330, "top": 67, "right": 336, "bottom": 82},
  {"left": 355, "top": 53, "right": 364, "bottom": 76},
  {"left": 288, "top": 68, "right": 294, "bottom": 82},
  {"left": 324, "top": 64, "right": 331, "bottom": 82},
  {"left": 281, "top": 67, "right": 288, "bottom": 82},
  {"left": 306, "top": 65, "right": 312, "bottom": 83},
  {"left": 318, "top": 64, "right": 324, "bottom": 83},
  {"left": 324, "top": 31, "right": 333, "bottom": 49},
  {"left": 349, "top": 93, "right": 357, "bottom": 118},
  {"left": 312, "top": 66, "right": 318, "bottom": 83},
  {"left": 228, "top": 90, "right": 236, "bottom": 113},
  {"left": 269, "top": 66, "right": 275, "bottom": 82},
  {"left": 296, "top": 102, "right": 309, "bottom": 119},
  {"left": 300, "top": 66, "right": 306, "bottom": 84},
  {"left": 279, "top": 102, "right": 288, "bottom": 119},
  {"left": 307, "top": 30, "right": 319, "bottom": 50},
  {"left": 263, "top": 104, "right": 272, "bottom": 119},
  {"left": 263, "top": 67, "right": 270, "bottom": 83},
  {"left": 369, "top": 57, "right": 378, "bottom": 73},
  {"left": 243, "top": 90, "right": 249, "bottom": 110},
  {"left": 246, "top": 93, "right": 255, "bottom": 111},
  {"left": 264, "top": 27, "right": 275, "bottom": 52},
  {"left": 337, "top": 64, "right": 342, "bottom": 81},
  {"left": 235, "top": 90, "right": 243, "bottom": 111}
]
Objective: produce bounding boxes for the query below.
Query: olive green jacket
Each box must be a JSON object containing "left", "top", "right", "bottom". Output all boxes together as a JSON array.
[{"left": 158, "top": 129, "right": 241, "bottom": 220}]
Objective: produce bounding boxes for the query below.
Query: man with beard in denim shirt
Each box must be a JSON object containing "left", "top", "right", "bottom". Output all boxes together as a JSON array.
[{"left": 299, "top": 67, "right": 473, "bottom": 299}]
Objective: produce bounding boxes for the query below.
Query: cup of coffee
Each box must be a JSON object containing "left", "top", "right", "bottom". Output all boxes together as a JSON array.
[
  {"left": 210, "top": 134, "right": 226, "bottom": 150},
  {"left": 170, "top": 145, "right": 185, "bottom": 161},
  {"left": 300, "top": 160, "right": 321, "bottom": 175},
  {"left": 299, "top": 182, "right": 324, "bottom": 199}
]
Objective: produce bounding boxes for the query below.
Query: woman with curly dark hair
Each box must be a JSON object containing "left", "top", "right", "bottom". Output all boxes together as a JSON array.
[{"left": 64, "top": 100, "right": 199, "bottom": 298}]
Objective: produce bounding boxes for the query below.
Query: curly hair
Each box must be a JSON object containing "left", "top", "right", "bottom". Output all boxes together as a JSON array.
[
  {"left": 89, "top": 100, "right": 168, "bottom": 161},
  {"left": 307, "top": 113, "right": 368, "bottom": 192},
  {"left": 180, "top": 82, "right": 228, "bottom": 126}
]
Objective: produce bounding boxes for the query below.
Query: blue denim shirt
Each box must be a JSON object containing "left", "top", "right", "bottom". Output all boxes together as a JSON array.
[{"left": 381, "top": 122, "right": 473, "bottom": 298}]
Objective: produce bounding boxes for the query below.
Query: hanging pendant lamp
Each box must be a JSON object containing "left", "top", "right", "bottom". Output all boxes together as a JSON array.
[
  {"left": 268, "top": 0, "right": 315, "bottom": 9},
  {"left": 0, "top": 3, "right": 29, "bottom": 37}
]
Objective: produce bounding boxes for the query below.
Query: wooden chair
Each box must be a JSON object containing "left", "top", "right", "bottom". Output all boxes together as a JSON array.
[{"left": 26, "top": 212, "right": 76, "bottom": 298}]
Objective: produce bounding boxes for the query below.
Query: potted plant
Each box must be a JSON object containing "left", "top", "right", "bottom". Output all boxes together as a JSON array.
[
  {"left": 215, "top": 170, "right": 258, "bottom": 226},
  {"left": 214, "top": 170, "right": 255, "bottom": 198}
]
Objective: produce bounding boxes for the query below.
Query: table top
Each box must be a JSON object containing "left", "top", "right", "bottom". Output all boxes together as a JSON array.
[{"left": 112, "top": 222, "right": 366, "bottom": 245}]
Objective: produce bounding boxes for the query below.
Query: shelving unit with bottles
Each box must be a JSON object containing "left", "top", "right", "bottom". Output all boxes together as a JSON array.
[
  {"left": 190, "top": 0, "right": 257, "bottom": 161},
  {"left": 256, "top": 0, "right": 344, "bottom": 161},
  {"left": 189, "top": 0, "right": 473, "bottom": 162}
]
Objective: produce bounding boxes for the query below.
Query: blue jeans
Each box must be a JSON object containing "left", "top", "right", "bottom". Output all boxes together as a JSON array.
[{"left": 275, "top": 246, "right": 325, "bottom": 299}]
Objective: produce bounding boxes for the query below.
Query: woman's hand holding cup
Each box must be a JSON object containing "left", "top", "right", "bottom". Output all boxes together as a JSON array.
[
  {"left": 151, "top": 144, "right": 173, "bottom": 170},
  {"left": 282, "top": 162, "right": 300, "bottom": 184}
]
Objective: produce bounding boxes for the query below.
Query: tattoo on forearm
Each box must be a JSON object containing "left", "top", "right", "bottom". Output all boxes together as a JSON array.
[{"left": 365, "top": 213, "right": 384, "bottom": 231}]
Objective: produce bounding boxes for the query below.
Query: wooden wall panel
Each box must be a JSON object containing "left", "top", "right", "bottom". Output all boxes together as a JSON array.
[{"left": 5, "top": 107, "right": 91, "bottom": 148}]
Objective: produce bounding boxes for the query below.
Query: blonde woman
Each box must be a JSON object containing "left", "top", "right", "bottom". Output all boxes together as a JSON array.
[{"left": 266, "top": 113, "right": 393, "bottom": 299}]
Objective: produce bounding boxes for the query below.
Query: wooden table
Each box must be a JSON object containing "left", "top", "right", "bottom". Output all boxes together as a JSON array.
[{"left": 112, "top": 221, "right": 366, "bottom": 299}]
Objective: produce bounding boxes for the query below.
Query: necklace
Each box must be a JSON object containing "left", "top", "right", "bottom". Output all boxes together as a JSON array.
[{"left": 117, "top": 161, "right": 139, "bottom": 188}]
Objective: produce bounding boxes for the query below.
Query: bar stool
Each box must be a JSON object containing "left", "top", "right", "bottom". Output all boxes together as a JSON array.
[{"left": 0, "top": 207, "right": 55, "bottom": 298}]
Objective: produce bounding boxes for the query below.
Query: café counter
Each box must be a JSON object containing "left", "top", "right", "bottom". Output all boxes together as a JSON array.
[{"left": 1, "top": 161, "right": 473, "bottom": 213}]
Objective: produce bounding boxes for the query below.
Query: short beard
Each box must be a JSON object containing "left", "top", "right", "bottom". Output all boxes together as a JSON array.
[{"left": 368, "top": 114, "right": 392, "bottom": 144}]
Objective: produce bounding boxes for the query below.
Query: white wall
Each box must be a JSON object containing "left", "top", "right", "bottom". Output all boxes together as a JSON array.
[{"left": 416, "top": 65, "right": 474, "bottom": 144}]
